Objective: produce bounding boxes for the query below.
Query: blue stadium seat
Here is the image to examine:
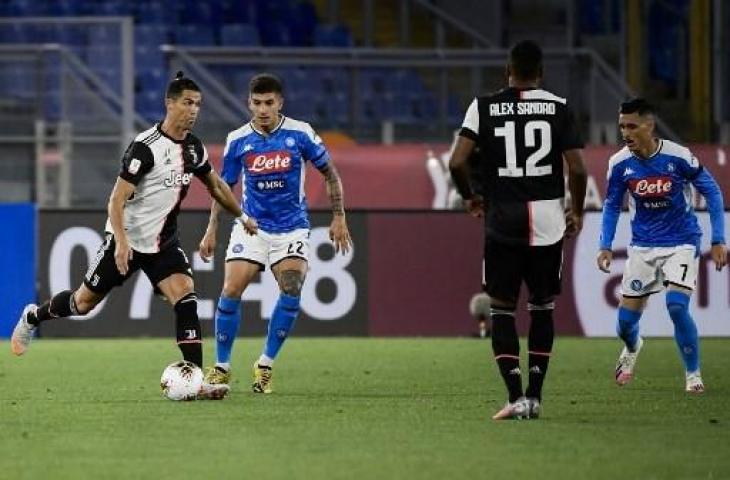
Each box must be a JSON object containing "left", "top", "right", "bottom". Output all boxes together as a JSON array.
[
  {"left": 136, "top": 89, "right": 165, "bottom": 122},
  {"left": 136, "top": 24, "right": 169, "bottom": 46},
  {"left": 222, "top": 0, "right": 254, "bottom": 24},
  {"left": 288, "top": 1, "right": 318, "bottom": 46},
  {"left": 174, "top": 24, "right": 215, "bottom": 46},
  {"left": 135, "top": 2, "right": 169, "bottom": 25},
  {"left": 314, "top": 24, "right": 353, "bottom": 47},
  {"left": 220, "top": 23, "right": 259, "bottom": 46},
  {"left": 92, "top": 1, "right": 134, "bottom": 16},
  {"left": 258, "top": 21, "right": 291, "bottom": 46},
  {"left": 0, "top": 24, "right": 28, "bottom": 43}
]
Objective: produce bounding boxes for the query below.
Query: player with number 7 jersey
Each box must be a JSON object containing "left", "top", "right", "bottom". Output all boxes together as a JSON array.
[
  {"left": 449, "top": 41, "right": 587, "bottom": 420},
  {"left": 197, "top": 73, "right": 352, "bottom": 393}
]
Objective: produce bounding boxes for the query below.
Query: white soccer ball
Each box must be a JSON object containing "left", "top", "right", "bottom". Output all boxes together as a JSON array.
[{"left": 160, "top": 360, "right": 203, "bottom": 401}]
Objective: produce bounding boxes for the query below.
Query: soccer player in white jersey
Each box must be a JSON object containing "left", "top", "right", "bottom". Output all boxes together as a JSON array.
[
  {"left": 11, "top": 72, "right": 249, "bottom": 400},
  {"left": 198, "top": 73, "right": 351, "bottom": 393},
  {"left": 597, "top": 98, "right": 727, "bottom": 393}
]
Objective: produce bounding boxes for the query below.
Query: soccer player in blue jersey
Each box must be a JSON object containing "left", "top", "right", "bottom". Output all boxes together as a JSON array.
[
  {"left": 198, "top": 73, "right": 352, "bottom": 393},
  {"left": 597, "top": 98, "right": 727, "bottom": 393}
]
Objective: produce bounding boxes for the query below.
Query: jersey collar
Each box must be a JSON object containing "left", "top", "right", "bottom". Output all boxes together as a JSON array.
[
  {"left": 250, "top": 115, "right": 285, "bottom": 137},
  {"left": 156, "top": 122, "right": 188, "bottom": 144}
]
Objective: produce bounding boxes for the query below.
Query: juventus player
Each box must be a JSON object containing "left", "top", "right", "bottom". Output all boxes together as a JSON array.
[
  {"left": 11, "top": 72, "right": 246, "bottom": 400},
  {"left": 449, "top": 41, "right": 587, "bottom": 420}
]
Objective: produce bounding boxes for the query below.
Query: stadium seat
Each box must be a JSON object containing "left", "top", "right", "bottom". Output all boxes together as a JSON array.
[
  {"left": 220, "top": 23, "right": 260, "bottom": 46},
  {"left": 314, "top": 24, "right": 353, "bottom": 47},
  {"left": 174, "top": 24, "right": 216, "bottom": 46},
  {"left": 258, "top": 22, "right": 291, "bottom": 46},
  {"left": 135, "top": 2, "right": 168, "bottom": 25},
  {"left": 135, "top": 24, "right": 169, "bottom": 47}
]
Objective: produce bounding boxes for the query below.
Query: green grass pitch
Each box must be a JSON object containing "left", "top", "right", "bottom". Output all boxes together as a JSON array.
[{"left": 2, "top": 337, "right": 729, "bottom": 480}]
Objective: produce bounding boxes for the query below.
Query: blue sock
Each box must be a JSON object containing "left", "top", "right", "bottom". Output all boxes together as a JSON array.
[
  {"left": 263, "top": 293, "right": 300, "bottom": 360},
  {"left": 617, "top": 306, "right": 642, "bottom": 351},
  {"left": 666, "top": 290, "right": 700, "bottom": 373},
  {"left": 215, "top": 296, "right": 241, "bottom": 365}
]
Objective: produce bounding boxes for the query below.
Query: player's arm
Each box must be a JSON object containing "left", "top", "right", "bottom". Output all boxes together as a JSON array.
[
  {"left": 596, "top": 162, "right": 626, "bottom": 272},
  {"left": 449, "top": 98, "right": 483, "bottom": 217},
  {"left": 304, "top": 125, "right": 352, "bottom": 254},
  {"left": 688, "top": 160, "right": 727, "bottom": 271},
  {"left": 199, "top": 169, "right": 256, "bottom": 238},
  {"left": 110, "top": 141, "right": 154, "bottom": 274},
  {"left": 563, "top": 149, "right": 587, "bottom": 237},
  {"left": 107, "top": 177, "right": 136, "bottom": 275},
  {"left": 318, "top": 162, "right": 352, "bottom": 254}
]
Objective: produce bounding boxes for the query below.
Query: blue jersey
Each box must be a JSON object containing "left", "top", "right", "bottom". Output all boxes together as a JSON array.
[
  {"left": 600, "top": 139, "right": 725, "bottom": 250},
  {"left": 221, "top": 116, "right": 330, "bottom": 233}
]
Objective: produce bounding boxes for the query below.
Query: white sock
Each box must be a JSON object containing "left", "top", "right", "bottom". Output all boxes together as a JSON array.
[
  {"left": 257, "top": 354, "right": 274, "bottom": 367},
  {"left": 215, "top": 362, "right": 231, "bottom": 372}
]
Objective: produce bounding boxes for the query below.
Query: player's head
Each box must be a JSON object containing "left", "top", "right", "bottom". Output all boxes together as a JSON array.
[
  {"left": 248, "top": 73, "right": 284, "bottom": 131},
  {"left": 164, "top": 71, "right": 202, "bottom": 132},
  {"left": 507, "top": 40, "right": 543, "bottom": 84},
  {"left": 618, "top": 98, "right": 656, "bottom": 154}
]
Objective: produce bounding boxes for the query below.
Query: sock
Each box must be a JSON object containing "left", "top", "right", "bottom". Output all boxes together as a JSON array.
[
  {"left": 490, "top": 307, "right": 523, "bottom": 403},
  {"left": 32, "top": 290, "right": 79, "bottom": 325},
  {"left": 616, "top": 306, "right": 642, "bottom": 351},
  {"left": 263, "top": 293, "right": 300, "bottom": 361},
  {"left": 525, "top": 303, "right": 554, "bottom": 401},
  {"left": 175, "top": 293, "right": 202, "bottom": 368},
  {"left": 214, "top": 296, "right": 241, "bottom": 365},
  {"left": 666, "top": 290, "right": 700, "bottom": 373}
]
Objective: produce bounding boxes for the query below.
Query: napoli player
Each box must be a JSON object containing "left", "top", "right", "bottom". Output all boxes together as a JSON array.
[
  {"left": 597, "top": 98, "right": 727, "bottom": 393},
  {"left": 198, "top": 73, "right": 352, "bottom": 393}
]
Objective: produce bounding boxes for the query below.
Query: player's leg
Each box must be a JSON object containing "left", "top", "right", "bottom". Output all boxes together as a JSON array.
[
  {"left": 11, "top": 234, "right": 124, "bottom": 355},
  {"left": 155, "top": 269, "right": 228, "bottom": 400},
  {"left": 483, "top": 238, "right": 528, "bottom": 420},
  {"left": 208, "top": 223, "right": 268, "bottom": 382},
  {"left": 614, "top": 247, "right": 659, "bottom": 385},
  {"left": 662, "top": 247, "right": 703, "bottom": 392},
  {"left": 523, "top": 240, "right": 564, "bottom": 418},
  {"left": 252, "top": 229, "right": 309, "bottom": 393}
]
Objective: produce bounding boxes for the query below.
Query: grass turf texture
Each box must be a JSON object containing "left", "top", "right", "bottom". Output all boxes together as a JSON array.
[{"left": 1, "top": 337, "right": 729, "bottom": 480}]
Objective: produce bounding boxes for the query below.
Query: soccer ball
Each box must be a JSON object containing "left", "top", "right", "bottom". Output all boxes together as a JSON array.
[{"left": 160, "top": 360, "right": 203, "bottom": 401}]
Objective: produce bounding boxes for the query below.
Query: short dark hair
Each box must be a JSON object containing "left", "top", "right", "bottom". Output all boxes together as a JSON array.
[
  {"left": 249, "top": 73, "right": 283, "bottom": 95},
  {"left": 166, "top": 71, "right": 200, "bottom": 99},
  {"left": 509, "top": 40, "right": 543, "bottom": 80},
  {"left": 619, "top": 98, "right": 655, "bottom": 116}
]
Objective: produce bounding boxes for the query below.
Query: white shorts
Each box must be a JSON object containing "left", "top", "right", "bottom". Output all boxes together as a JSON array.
[
  {"left": 621, "top": 245, "right": 698, "bottom": 297},
  {"left": 225, "top": 223, "right": 309, "bottom": 270}
]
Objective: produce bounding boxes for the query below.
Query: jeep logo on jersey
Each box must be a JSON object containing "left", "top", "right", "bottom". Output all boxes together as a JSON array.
[
  {"left": 246, "top": 151, "right": 292, "bottom": 175},
  {"left": 257, "top": 179, "right": 286, "bottom": 191},
  {"left": 629, "top": 176, "right": 673, "bottom": 197},
  {"left": 164, "top": 171, "right": 194, "bottom": 187}
]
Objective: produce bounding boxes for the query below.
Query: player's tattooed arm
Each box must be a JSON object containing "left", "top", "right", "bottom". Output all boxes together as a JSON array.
[
  {"left": 320, "top": 163, "right": 345, "bottom": 216},
  {"left": 319, "top": 163, "right": 352, "bottom": 254}
]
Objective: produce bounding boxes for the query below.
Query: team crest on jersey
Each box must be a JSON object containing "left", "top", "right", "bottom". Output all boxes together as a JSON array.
[
  {"left": 628, "top": 176, "right": 672, "bottom": 197},
  {"left": 128, "top": 158, "right": 141, "bottom": 175},
  {"left": 246, "top": 151, "right": 292, "bottom": 175},
  {"left": 285, "top": 137, "right": 295, "bottom": 147}
]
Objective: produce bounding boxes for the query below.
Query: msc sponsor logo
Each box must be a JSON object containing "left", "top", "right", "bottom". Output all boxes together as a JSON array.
[
  {"left": 257, "top": 179, "right": 286, "bottom": 191},
  {"left": 628, "top": 176, "right": 672, "bottom": 197},
  {"left": 246, "top": 151, "right": 292, "bottom": 175},
  {"left": 164, "top": 171, "right": 194, "bottom": 187}
]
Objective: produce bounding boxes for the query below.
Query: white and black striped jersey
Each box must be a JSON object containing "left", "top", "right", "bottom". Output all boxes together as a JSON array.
[
  {"left": 460, "top": 87, "right": 583, "bottom": 246},
  {"left": 104, "top": 124, "right": 212, "bottom": 253}
]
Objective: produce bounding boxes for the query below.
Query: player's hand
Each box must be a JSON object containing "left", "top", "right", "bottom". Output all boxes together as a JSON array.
[
  {"left": 565, "top": 211, "right": 583, "bottom": 238},
  {"left": 711, "top": 243, "right": 727, "bottom": 271},
  {"left": 114, "top": 237, "right": 132, "bottom": 275},
  {"left": 236, "top": 214, "right": 258, "bottom": 235},
  {"left": 597, "top": 249, "right": 612, "bottom": 273},
  {"left": 464, "top": 195, "right": 484, "bottom": 218},
  {"left": 198, "top": 230, "right": 216, "bottom": 263},
  {"left": 329, "top": 214, "right": 352, "bottom": 254}
]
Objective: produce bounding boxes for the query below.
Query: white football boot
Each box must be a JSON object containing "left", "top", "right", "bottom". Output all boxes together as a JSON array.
[
  {"left": 11, "top": 304, "right": 38, "bottom": 356},
  {"left": 615, "top": 337, "right": 644, "bottom": 386}
]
